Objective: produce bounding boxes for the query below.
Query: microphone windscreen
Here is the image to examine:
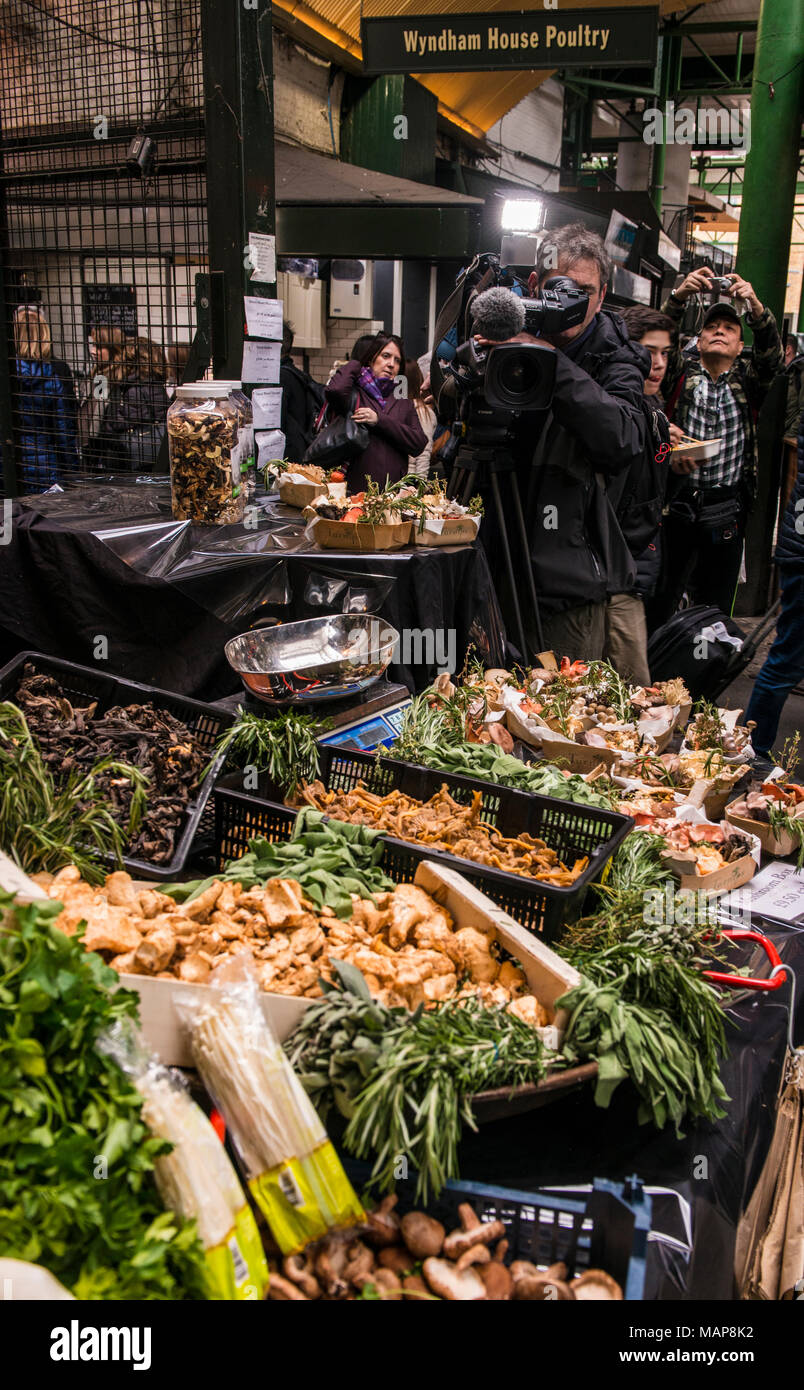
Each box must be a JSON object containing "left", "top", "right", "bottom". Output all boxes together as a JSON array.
[{"left": 470, "top": 287, "right": 526, "bottom": 341}]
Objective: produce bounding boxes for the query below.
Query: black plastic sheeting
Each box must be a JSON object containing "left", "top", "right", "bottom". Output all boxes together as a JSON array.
[
  {"left": 0, "top": 477, "right": 506, "bottom": 699},
  {"left": 456, "top": 925, "right": 804, "bottom": 1300}
]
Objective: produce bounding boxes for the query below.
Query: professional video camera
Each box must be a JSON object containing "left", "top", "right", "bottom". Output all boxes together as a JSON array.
[{"left": 448, "top": 276, "right": 589, "bottom": 412}]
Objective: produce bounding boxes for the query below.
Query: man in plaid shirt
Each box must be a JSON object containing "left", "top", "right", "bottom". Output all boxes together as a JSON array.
[{"left": 655, "top": 265, "right": 782, "bottom": 618}]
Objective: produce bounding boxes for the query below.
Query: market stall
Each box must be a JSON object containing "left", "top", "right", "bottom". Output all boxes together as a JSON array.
[
  {"left": 0, "top": 478, "right": 505, "bottom": 699},
  {"left": 1, "top": 634, "right": 803, "bottom": 1304}
]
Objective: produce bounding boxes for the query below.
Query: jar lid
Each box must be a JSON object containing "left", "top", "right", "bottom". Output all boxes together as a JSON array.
[
  {"left": 175, "top": 383, "right": 234, "bottom": 400},
  {"left": 209, "top": 380, "right": 243, "bottom": 389}
]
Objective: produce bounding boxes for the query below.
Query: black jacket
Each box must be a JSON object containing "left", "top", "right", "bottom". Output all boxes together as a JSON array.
[
  {"left": 774, "top": 405, "right": 804, "bottom": 568},
  {"left": 525, "top": 309, "right": 651, "bottom": 612},
  {"left": 281, "top": 357, "right": 324, "bottom": 464},
  {"left": 608, "top": 393, "right": 671, "bottom": 599}
]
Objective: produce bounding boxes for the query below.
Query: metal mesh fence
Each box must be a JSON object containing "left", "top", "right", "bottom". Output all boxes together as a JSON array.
[{"left": 0, "top": 0, "right": 207, "bottom": 495}]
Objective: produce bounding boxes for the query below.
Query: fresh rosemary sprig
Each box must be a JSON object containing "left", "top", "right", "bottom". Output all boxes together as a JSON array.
[
  {"left": 211, "top": 708, "right": 331, "bottom": 795},
  {"left": 0, "top": 701, "right": 148, "bottom": 883}
]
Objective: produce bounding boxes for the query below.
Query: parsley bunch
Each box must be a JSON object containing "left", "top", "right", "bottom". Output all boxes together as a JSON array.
[{"left": 0, "top": 894, "right": 211, "bottom": 1299}]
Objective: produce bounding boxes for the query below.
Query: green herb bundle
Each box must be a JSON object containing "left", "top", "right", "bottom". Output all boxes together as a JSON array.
[
  {"left": 0, "top": 702, "right": 147, "bottom": 884},
  {"left": 0, "top": 894, "right": 210, "bottom": 1299},
  {"left": 557, "top": 923, "right": 730, "bottom": 1132},
  {"left": 168, "top": 809, "right": 394, "bottom": 918},
  {"left": 211, "top": 707, "right": 330, "bottom": 796},
  {"left": 286, "top": 968, "right": 545, "bottom": 1202}
]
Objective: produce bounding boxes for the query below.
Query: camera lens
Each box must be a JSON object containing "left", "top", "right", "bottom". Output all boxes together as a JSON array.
[
  {"left": 498, "top": 351, "right": 542, "bottom": 405},
  {"left": 483, "top": 342, "right": 557, "bottom": 412}
]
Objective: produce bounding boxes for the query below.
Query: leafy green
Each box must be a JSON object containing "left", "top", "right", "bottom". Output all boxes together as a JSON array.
[
  {"left": 167, "top": 809, "right": 395, "bottom": 918},
  {"left": 557, "top": 923, "right": 730, "bottom": 1132},
  {"left": 0, "top": 893, "right": 211, "bottom": 1299},
  {"left": 286, "top": 978, "right": 545, "bottom": 1202}
]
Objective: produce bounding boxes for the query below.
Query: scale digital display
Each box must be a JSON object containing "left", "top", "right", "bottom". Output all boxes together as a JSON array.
[{"left": 318, "top": 699, "right": 411, "bottom": 752}]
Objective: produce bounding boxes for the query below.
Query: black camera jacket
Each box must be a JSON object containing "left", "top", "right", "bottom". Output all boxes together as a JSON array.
[{"left": 524, "top": 308, "right": 650, "bottom": 613}]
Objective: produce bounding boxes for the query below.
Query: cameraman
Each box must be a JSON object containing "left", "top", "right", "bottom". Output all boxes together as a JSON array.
[
  {"left": 656, "top": 265, "right": 782, "bottom": 619},
  {"left": 500, "top": 224, "right": 651, "bottom": 660}
]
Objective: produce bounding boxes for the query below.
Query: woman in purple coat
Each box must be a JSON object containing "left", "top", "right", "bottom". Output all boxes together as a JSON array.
[{"left": 325, "top": 332, "right": 427, "bottom": 492}]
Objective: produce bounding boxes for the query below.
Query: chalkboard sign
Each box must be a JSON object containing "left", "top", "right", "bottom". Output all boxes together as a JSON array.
[{"left": 83, "top": 283, "right": 138, "bottom": 337}]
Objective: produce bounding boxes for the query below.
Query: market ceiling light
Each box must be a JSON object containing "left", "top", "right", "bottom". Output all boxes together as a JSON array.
[{"left": 501, "top": 200, "right": 543, "bottom": 232}]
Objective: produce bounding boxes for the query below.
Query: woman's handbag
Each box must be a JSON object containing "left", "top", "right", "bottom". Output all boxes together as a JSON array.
[{"left": 302, "top": 389, "right": 369, "bottom": 468}]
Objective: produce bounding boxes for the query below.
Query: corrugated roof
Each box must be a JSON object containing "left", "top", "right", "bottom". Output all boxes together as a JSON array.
[{"left": 274, "top": 0, "right": 726, "bottom": 134}]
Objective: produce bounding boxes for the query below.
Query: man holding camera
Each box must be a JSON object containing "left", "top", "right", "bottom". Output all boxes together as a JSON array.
[
  {"left": 515, "top": 224, "right": 652, "bottom": 660},
  {"left": 656, "top": 265, "right": 782, "bottom": 619}
]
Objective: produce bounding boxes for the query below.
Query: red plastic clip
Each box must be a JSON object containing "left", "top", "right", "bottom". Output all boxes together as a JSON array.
[{"left": 704, "top": 929, "right": 786, "bottom": 992}]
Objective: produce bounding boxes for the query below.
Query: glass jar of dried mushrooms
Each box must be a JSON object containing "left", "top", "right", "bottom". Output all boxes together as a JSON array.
[{"left": 167, "top": 384, "right": 245, "bottom": 524}]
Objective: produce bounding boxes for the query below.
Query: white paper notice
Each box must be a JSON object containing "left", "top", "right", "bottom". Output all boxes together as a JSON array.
[
  {"left": 251, "top": 387, "right": 283, "bottom": 428},
  {"left": 721, "top": 860, "right": 804, "bottom": 926},
  {"left": 256, "top": 429, "right": 286, "bottom": 464},
  {"left": 248, "top": 232, "right": 276, "bottom": 284},
  {"left": 241, "top": 340, "right": 281, "bottom": 384},
  {"left": 244, "top": 296, "right": 283, "bottom": 340}
]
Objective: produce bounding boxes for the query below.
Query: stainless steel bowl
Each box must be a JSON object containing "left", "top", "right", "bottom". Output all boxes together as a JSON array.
[{"left": 224, "top": 614, "right": 399, "bottom": 705}]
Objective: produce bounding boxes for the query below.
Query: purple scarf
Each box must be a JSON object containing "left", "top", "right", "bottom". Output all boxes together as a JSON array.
[{"left": 358, "top": 366, "right": 395, "bottom": 411}]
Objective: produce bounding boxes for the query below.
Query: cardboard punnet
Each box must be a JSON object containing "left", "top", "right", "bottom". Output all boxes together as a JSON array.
[
  {"left": 277, "top": 474, "right": 327, "bottom": 509},
  {"left": 411, "top": 515, "right": 480, "bottom": 547},
  {"left": 108, "top": 861, "right": 577, "bottom": 1066},
  {"left": 725, "top": 801, "right": 804, "bottom": 859},
  {"left": 306, "top": 515, "right": 412, "bottom": 552}
]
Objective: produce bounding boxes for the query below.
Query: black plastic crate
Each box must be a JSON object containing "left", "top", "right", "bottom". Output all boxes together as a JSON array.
[
  {"left": 0, "top": 650, "right": 236, "bottom": 880},
  {"left": 350, "top": 1170, "right": 651, "bottom": 1300},
  {"left": 213, "top": 765, "right": 631, "bottom": 938},
  {"left": 317, "top": 743, "right": 631, "bottom": 867}
]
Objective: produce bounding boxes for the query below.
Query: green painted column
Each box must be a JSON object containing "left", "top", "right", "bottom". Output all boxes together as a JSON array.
[
  {"left": 735, "top": 0, "right": 804, "bottom": 324},
  {"left": 798, "top": 263, "right": 804, "bottom": 332}
]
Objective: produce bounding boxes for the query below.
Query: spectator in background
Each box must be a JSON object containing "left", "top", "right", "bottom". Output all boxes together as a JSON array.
[
  {"left": 13, "top": 306, "right": 78, "bottom": 492},
  {"left": 604, "top": 306, "right": 674, "bottom": 684},
  {"left": 403, "top": 358, "right": 437, "bottom": 480},
  {"left": 326, "top": 334, "right": 376, "bottom": 386},
  {"left": 325, "top": 332, "right": 426, "bottom": 490},
  {"left": 80, "top": 326, "right": 169, "bottom": 471},
  {"left": 280, "top": 319, "right": 325, "bottom": 463},
  {"left": 744, "top": 401, "right": 804, "bottom": 767},
  {"left": 657, "top": 265, "right": 782, "bottom": 619},
  {"left": 783, "top": 333, "right": 804, "bottom": 436}
]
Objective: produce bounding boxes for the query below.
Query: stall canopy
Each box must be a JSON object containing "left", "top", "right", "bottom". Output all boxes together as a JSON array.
[{"left": 275, "top": 139, "right": 484, "bottom": 257}]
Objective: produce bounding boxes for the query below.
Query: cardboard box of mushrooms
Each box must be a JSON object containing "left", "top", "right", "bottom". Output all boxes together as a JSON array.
[{"left": 268, "top": 1194, "right": 623, "bottom": 1302}]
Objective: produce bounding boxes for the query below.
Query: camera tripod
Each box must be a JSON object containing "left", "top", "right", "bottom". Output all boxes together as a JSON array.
[{"left": 447, "top": 436, "right": 544, "bottom": 659}]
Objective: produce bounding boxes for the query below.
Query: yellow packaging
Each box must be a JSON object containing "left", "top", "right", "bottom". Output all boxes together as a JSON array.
[{"left": 205, "top": 1203, "right": 270, "bottom": 1300}]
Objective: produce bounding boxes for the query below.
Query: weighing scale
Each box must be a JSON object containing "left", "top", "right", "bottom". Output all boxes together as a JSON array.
[{"left": 222, "top": 679, "right": 412, "bottom": 753}]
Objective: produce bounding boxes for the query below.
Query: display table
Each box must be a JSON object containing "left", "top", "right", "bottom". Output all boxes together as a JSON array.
[
  {"left": 456, "top": 923, "right": 804, "bottom": 1300},
  {"left": 0, "top": 479, "right": 505, "bottom": 699}
]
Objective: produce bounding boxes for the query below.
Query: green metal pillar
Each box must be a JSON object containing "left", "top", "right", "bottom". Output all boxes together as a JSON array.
[
  {"left": 200, "top": 0, "right": 275, "bottom": 380},
  {"left": 651, "top": 34, "right": 682, "bottom": 214},
  {"left": 735, "top": 0, "right": 804, "bottom": 324},
  {"left": 798, "top": 263, "right": 804, "bottom": 333},
  {"left": 341, "top": 76, "right": 437, "bottom": 184}
]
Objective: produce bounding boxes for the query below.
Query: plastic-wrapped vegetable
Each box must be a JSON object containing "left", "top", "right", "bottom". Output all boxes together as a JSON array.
[
  {"left": 99, "top": 1023, "right": 269, "bottom": 1300},
  {"left": 175, "top": 958, "right": 364, "bottom": 1254}
]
